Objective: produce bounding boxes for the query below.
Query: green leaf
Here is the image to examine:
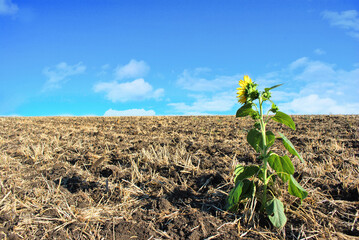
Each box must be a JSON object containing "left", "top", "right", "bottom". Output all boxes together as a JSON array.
[
  {"left": 234, "top": 165, "right": 260, "bottom": 183},
  {"left": 247, "top": 129, "right": 275, "bottom": 153},
  {"left": 247, "top": 129, "right": 262, "bottom": 152},
  {"left": 226, "top": 180, "right": 244, "bottom": 212},
  {"left": 233, "top": 165, "right": 245, "bottom": 178},
  {"left": 265, "top": 84, "right": 283, "bottom": 92},
  {"left": 266, "top": 131, "right": 276, "bottom": 149},
  {"left": 267, "top": 153, "right": 294, "bottom": 182},
  {"left": 280, "top": 155, "right": 295, "bottom": 175},
  {"left": 226, "top": 179, "right": 256, "bottom": 213},
  {"left": 266, "top": 198, "right": 287, "bottom": 229},
  {"left": 272, "top": 111, "right": 296, "bottom": 130},
  {"left": 240, "top": 179, "right": 256, "bottom": 200},
  {"left": 236, "top": 103, "right": 256, "bottom": 118},
  {"left": 278, "top": 133, "right": 304, "bottom": 163},
  {"left": 288, "top": 175, "right": 308, "bottom": 200}
]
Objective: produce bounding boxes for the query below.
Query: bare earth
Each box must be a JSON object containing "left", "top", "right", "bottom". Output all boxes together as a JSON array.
[{"left": 0, "top": 115, "right": 358, "bottom": 239}]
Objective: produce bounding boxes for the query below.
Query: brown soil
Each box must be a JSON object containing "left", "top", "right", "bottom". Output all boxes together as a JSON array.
[{"left": 0, "top": 115, "right": 358, "bottom": 239}]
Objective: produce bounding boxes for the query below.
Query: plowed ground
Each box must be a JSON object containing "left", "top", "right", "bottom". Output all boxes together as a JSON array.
[{"left": 0, "top": 115, "right": 358, "bottom": 239}]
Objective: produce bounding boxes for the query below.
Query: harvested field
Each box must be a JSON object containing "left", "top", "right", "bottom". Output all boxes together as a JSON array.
[{"left": 0, "top": 115, "right": 358, "bottom": 239}]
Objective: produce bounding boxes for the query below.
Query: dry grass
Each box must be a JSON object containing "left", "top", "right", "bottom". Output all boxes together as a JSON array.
[{"left": 0, "top": 115, "right": 358, "bottom": 239}]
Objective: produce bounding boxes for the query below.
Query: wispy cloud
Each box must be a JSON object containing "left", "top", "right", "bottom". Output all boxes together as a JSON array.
[
  {"left": 104, "top": 108, "right": 155, "bottom": 116},
  {"left": 0, "top": 0, "right": 18, "bottom": 15},
  {"left": 42, "top": 62, "right": 86, "bottom": 90},
  {"left": 168, "top": 91, "right": 236, "bottom": 115},
  {"left": 259, "top": 57, "right": 359, "bottom": 114},
  {"left": 314, "top": 48, "right": 326, "bottom": 55},
  {"left": 177, "top": 68, "right": 240, "bottom": 92},
  {"left": 94, "top": 78, "right": 164, "bottom": 102},
  {"left": 322, "top": 10, "right": 359, "bottom": 39},
  {"left": 97, "top": 64, "right": 111, "bottom": 77},
  {"left": 115, "top": 59, "right": 150, "bottom": 80},
  {"left": 170, "top": 68, "right": 245, "bottom": 114}
]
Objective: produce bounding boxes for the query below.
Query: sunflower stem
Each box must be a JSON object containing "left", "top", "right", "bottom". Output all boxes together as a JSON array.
[{"left": 259, "top": 95, "right": 268, "bottom": 211}]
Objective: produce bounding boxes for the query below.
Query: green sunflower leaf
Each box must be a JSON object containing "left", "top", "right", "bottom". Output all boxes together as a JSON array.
[
  {"left": 272, "top": 111, "right": 296, "bottom": 130},
  {"left": 234, "top": 165, "right": 260, "bottom": 183},
  {"left": 240, "top": 179, "right": 256, "bottom": 200},
  {"left": 288, "top": 175, "right": 308, "bottom": 201},
  {"left": 266, "top": 131, "right": 276, "bottom": 149},
  {"left": 236, "top": 103, "right": 256, "bottom": 118},
  {"left": 226, "top": 180, "right": 244, "bottom": 212},
  {"left": 266, "top": 198, "right": 287, "bottom": 229},
  {"left": 233, "top": 165, "right": 245, "bottom": 178},
  {"left": 265, "top": 84, "right": 283, "bottom": 92},
  {"left": 247, "top": 129, "right": 275, "bottom": 153},
  {"left": 267, "top": 153, "right": 294, "bottom": 182},
  {"left": 278, "top": 133, "right": 304, "bottom": 163},
  {"left": 247, "top": 129, "right": 262, "bottom": 153}
]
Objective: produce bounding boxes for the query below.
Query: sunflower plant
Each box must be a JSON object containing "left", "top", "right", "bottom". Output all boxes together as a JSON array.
[{"left": 226, "top": 75, "right": 308, "bottom": 229}]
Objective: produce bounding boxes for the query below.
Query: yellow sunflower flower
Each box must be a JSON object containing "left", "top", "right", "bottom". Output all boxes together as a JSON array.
[{"left": 236, "top": 75, "right": 253, "bottom": 104}]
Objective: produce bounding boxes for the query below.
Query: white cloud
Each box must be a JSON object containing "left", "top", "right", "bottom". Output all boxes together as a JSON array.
[
  {"left": 279, "top": 94, "right": 359, "bottom": 114},
  {"left": 168, "top": 91, "right": 236, "bottom": 114},
  {"left": 115, "top": 59, "right": 150, "bottom": 80},
  {"left": 0, "top": 0, "right": 18, "bottom": 15},
  {"left": 94, "top": 78, "right": 164, "bottom": 102},
  {"left": 314, "top": 48, "right": 326, "bottom": 55},
  {"left": 104, "top": 108, "right": 156, "bottom": 116},
  {"left": 172, "top": 112, "right": 213, "bottom": 116},
  {"left": 42, "top": 62, "right": 86, "bottom": 90},
  {"left": 259, "top": 57, "right": 359, "bottom": 114},
  {"left": 322, "top": 10, "right": 359, "bottom": 39},
  {"left": 177, "top": 68, "right": 240, "bottom": 92},
  {"left": 172, "top": 57, "right": 359, "bottom": 115},
  {"left": 55, "top": 113, "right": 75, "bottom": 117}
]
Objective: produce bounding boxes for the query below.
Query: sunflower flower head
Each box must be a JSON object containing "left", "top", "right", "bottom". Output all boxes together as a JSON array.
[{"left": 236, "top": 75, "right": 259, "bottom": 104}]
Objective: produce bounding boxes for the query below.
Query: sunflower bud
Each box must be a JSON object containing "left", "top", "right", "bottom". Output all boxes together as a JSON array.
[
  {"left": 251, "top": 111, "right": 260, "bottom": 120},
  {"left": 262, "top": 91, "right": 271, "bottom": 101},
  {"left": 270, "top": 103, "right": 279, "bottom": 113}
]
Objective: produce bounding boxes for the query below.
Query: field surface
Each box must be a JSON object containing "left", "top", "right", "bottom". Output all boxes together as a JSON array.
[{"left": 0, "top": 115, "right": 358, "bottom": 239}]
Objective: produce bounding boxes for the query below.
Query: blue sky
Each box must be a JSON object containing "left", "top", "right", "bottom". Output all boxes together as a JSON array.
[{"left": 1, "top": 0, "right": 358, "bottom": 116}]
